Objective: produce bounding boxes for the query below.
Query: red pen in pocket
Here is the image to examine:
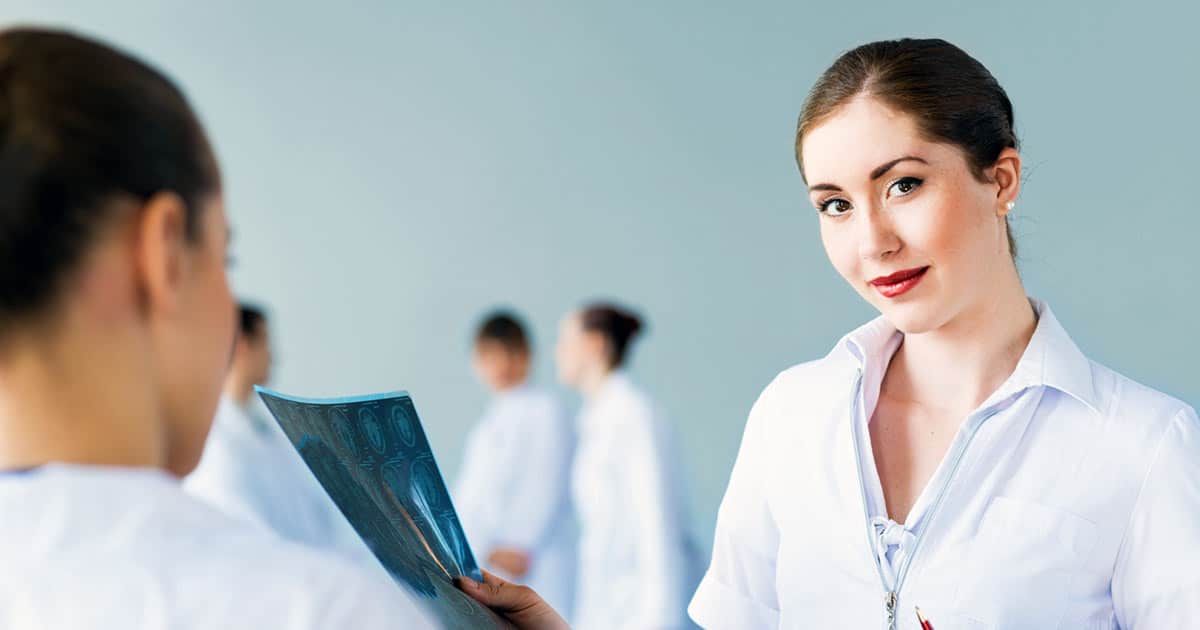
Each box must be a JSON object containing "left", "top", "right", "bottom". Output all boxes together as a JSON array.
[{"left": 915, "top": 607, "right": 934, "bottom": 630}]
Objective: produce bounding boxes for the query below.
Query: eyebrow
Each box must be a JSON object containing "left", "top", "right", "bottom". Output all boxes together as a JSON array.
[{"left": 807, "top": 155, "right": 929, "bottom": 193}]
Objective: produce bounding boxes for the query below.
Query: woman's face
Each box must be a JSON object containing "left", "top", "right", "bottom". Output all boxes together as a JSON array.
[
  {"left": 554, "top": 313, "right": 587, "bottom": 387},
  {"left": 555, "top": 312, "right": 608, "bottom": 388},
  {"left": 159, "top": 195, "right": 236, "bottom": 476},
  {"left": 800, "top": 96, "right": 1018, "bottom": 334}
]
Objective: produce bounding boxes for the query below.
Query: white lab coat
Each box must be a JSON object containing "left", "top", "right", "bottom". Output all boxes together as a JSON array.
[
  {"left": 0, "top": 463, "right": 438, "bottom": 629},
  {"left": 453, "top": 385, "right": 577, "bottom": 618},
  {"left": 572, "top": 372, "right": 702, "bottom": 630},
  {"left": 690, "top": 300, "right": 1200, "bottom": 629},
  {"left": 185, "top": 396, "right": 364, "bottom": 557}
]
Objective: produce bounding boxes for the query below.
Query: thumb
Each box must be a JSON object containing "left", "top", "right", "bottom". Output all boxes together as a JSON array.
[{"left": 456, "top": 570, "right": 526, "bottom": 611}]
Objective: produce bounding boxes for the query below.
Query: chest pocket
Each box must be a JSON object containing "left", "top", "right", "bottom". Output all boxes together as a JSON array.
[{"left": 952, "top": 496, "right": 1099, "bottom": 628}]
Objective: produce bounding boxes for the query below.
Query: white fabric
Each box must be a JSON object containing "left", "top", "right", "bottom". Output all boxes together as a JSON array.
[
  {"left": 0, "top": 464, "right": 438, "bottom": 629},
  {"left": 689, "top": 300, "right": 1200, "bottom": 630},
  {"left": 572, "top": 372, "right": 702, "bottom": 630},
  {"left": 185, "top": 397, "right": 365, "bottom": 559},
  {"left": 453, "top": 385, "right": 577, "bottom": 618}
]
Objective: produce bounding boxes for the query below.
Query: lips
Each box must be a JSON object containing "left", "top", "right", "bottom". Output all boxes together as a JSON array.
[{"left": 869, "top": 266, "right": 929, "bottom": 299}]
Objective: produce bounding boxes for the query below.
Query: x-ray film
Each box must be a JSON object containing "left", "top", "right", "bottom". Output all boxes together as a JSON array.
[{"left": 255, "top": 387, "right": 508, "bottom": 629}]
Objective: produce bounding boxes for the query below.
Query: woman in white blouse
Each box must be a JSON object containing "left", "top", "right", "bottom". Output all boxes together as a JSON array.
[
  {"left": 0, "top": 26, "right": 558, "bottom": 630},
  {"left": 687, "top": 38, "right": 1200, "bottom": 629},
  {"left": 554, "top": 303, "right": 702, "bottom": 630}
]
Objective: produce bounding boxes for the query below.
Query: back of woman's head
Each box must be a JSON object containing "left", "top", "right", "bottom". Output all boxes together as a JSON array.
[
  {"left": 0, "top": 27, "right": 219, "bottom": 338},
  {"left": 580, "top": 303, "right": 643, "bottom": 369},
  {"left": 795, "top": 38, "right": 1019, "bottom": 256}
]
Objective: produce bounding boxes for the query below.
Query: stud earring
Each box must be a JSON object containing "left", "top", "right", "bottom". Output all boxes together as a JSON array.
[{"left": 1005, "top": 201, "right": 1015, "bottom": 212}]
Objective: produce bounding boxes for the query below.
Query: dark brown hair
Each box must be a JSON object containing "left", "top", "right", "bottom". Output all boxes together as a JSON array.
[
  {"left": 581, "top": 302, "right": 643, "bottom": 369},
  {"left": 238, "top": 304, "right": 267, "bottom": 340},
  {"left": 795, "top": 38, "right": 1018, "bottom": 257},
  {"left": 475, "top": 310, "right": 530, "bottom": 355},
  {"left": 0, "top": 27, "right": 219, "bottom": 333}
]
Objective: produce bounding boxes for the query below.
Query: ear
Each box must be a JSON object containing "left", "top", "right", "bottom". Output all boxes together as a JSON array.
[
  {"left": 584, "top": 331, "right": 611, "bottom": 364},
  {"left": 132, "top": 192, "right": 190, "bottom": 319},
  {"left": 992, "top": 147, "right": 1022, "bottom": 218}
]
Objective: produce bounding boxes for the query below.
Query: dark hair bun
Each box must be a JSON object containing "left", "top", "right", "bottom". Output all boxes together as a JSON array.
[{"left": 580, "top": 302, "right": 644, "bottom": 369}]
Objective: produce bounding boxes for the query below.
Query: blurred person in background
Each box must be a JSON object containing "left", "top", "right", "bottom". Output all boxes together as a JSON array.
[
  {"left": 0, "top": 26, "right": 563, "bottom": 630},
  {"left": 555, "top": 302, "right": 702, "bottom": 630},
  {"left": 453, "top": 310, "right": 577, "bottom": 620},
  {"left": 186, "top": 304, "right": 364, "bottom": 557}
]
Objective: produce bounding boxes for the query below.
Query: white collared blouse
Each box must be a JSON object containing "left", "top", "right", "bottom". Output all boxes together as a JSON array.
[{"left": 689, "top": 301, "right": 1200, "bottom": 630}]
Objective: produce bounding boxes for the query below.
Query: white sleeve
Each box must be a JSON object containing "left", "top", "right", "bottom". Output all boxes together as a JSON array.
[
  {"left": 492, "top": 402, "right": 573, "bottom": 551},
  {"left": 688, "top": 379, "right": 781, "bottom": 630},
  {"left": 625, "top": 409, "right": 691, "bottom": 629},
  {"left": 1112, "top": 405, "right": 1200, "bottom": 628},
  {"left": 451, "top": 425, "right": 499, "bottom": 556}
]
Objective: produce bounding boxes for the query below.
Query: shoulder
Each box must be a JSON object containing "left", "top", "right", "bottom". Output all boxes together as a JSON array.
[
  {"left": 1085, "top": 358, "right": 1198, "bottom": 460},
  {"left": 602, "top": 376, "right": 660, "bottom": 427},
  {"left": 150, "top": 493, "right": 436, "bottom": 627},
  {"left": 2, "top": 474, "right": 435, "bottom": 629},
  {"left": 200, "top": 534, "right": 430, "bottom": 624},
  {"left": 745, "top": 346, "right": 859, "bottom": 438},
  {"left": 522, "top": 387, "right": 568, "bottom": 418},
  {"left": 1080, "top": 357, "right": 1200, "bottom": 492},
  {"left": 504, "top": 387, "right": 570, "bottom": 432}
]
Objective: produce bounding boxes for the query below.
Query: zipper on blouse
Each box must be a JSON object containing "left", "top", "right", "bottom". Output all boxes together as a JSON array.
[{"left": 849, "top": 369, "right": 999, "bottom": 630}]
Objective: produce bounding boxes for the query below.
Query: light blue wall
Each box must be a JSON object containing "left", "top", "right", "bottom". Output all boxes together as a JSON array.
[{"left": 7, "top": 0, "right": 1196, "bottom": 545}]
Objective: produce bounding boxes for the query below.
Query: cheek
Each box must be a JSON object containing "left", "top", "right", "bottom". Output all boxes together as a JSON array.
[
  {"left": 920, "top": 192, "right": 993, "bottom": 266},
  {"left": 819, "top": 222, "right": 860, "bottom": 283},
  {"left": 211, "top": 273, "right": 235, "bottom": 347},
  {"left": 196, "top": 263, "right": 235, "bottom": 376}
]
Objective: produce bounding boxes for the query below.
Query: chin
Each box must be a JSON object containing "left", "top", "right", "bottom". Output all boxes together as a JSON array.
[
  {"left": 165, "top": 443, "right": 206, "bottom": 478},
  {"left": 875, "top": 299, "right": 948, "bottom": 336}
]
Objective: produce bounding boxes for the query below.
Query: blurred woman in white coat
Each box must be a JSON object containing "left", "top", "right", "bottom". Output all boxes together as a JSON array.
[{"left": 555, "top": 303, "right": 701, "bottom": 630}]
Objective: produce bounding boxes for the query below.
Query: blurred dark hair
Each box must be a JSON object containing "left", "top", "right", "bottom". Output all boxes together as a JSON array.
[
  {"left": 0, "top": 27, "right": 220, "bottom": 336},
  {"left": 475, "top": 310, "right": 530, "bottom": 355},
  {"left": 238, "top": 304, "right": 267, "bottom": 340},
  {"left": 580, "top": 302, "right": 643, "bottom": 369},
  {"left": 795, "top": 38, "right": 1019, "bottom": 258}
]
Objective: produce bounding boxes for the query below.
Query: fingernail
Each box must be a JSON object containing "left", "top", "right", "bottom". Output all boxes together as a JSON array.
[{"left": 460, "top": 577, "right": 480, "bottom": 590}]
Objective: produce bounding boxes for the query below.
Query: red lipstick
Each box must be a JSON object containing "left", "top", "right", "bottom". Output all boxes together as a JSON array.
[{"left": 869, "top": 266, "right": 928, "bottom": 298}]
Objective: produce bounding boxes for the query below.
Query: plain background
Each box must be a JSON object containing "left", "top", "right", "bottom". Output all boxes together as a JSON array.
[{"left": 5, "top": 0, "right": 1197, "bottom": 548}]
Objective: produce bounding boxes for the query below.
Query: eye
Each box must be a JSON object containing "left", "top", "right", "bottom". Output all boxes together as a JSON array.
[
  {"left": 887, "top": 176, "right": 923, "bottom": 198},
  {"left": 818, "top": 198, "right": 852, "bottom": 217}
]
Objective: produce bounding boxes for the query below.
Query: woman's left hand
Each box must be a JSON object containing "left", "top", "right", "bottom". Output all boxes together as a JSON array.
[{"left": 457, "top": 570, "right": 569, "bottom": 630}]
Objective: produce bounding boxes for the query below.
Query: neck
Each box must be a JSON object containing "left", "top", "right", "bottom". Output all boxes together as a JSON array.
[
  {"left": 885, "top": 273, "right": 1036, "bottom": 413},
  {"left": 578, "top": 366, "right": 615, "bottom": 399},
  {"left": 0, "top": 316, "right": 166, "bottom": 473}
]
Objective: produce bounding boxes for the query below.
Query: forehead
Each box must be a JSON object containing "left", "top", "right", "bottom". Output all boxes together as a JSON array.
[
  {"left": 474, "top": 339, "right": 507, "bottom": 355},
  {"left": 800, "top": 96, "right": 939, "bottom": 185}
]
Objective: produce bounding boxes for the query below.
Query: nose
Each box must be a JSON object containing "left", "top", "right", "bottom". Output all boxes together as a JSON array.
[{"left": 857, "top": 206, "right": 901, "bottom": 262}]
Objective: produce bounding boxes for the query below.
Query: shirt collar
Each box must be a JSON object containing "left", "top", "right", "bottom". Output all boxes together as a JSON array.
[{"left": 839, "top": 299, "right": 1099, "bottom": 413}]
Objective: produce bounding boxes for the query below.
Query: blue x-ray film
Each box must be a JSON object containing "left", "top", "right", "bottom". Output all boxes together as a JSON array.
[{"left": 255, "top": 387, "right": 507, "bottom": 629}]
